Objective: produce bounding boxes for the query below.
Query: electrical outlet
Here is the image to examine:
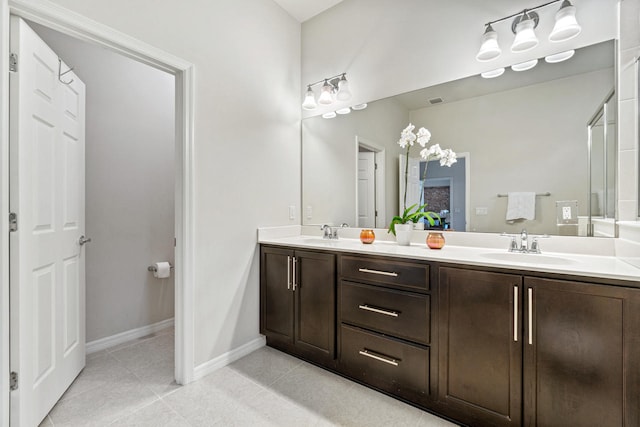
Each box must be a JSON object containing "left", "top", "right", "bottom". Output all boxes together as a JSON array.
[
  {"left": 562, "top": 206, "right": 572, "bottom": 220},
  {"left": 306, "top": 206, "right": 313, "bottom": 219},
  {"left": 475, "top": 207, "right": 488, "bottom": 216},
  {"left": 288, "top": 205, "right": 295, "bottom": 220}
]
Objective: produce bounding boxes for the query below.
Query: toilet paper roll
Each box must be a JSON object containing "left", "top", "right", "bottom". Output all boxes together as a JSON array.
[{"left": 153, "top": 262, "right": 172, "bottom": 279}]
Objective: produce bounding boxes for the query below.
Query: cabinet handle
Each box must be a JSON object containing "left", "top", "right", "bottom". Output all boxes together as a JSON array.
[
  {"left": 358, "top": 349, "right": 399, "bottom": 366},
  {"left": 358, "top": 304, "right": 399, "bottom": 317},
  {"left": 358, "top": 268, "right": 398, "bottom": 277},
  {"left": 292, "top": 257, "right": 297, "bottom": 291},
  {"left": 513, "top": 285, "right": 518, "bottom": 342},
  {"left": 528, "top": 287, "right": 533, "bottom": 345},
  {"left": 287, "top": 256, "right": 291, "bottom": 290}
]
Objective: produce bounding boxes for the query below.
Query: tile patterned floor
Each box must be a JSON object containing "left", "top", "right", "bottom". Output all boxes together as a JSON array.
[{"left": 40, "top": 328, "right": 458, "bottom": 426}]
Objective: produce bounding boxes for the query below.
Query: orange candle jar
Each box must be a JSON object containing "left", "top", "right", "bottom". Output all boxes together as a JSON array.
[
  {"left": 426, "top": 232, "right": 445, "bottom": 249},
  {"left": 360, "top": 229, "right": 375, "bottom": 244}
]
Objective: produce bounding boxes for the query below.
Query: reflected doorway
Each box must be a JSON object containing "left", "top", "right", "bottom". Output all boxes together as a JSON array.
[{"left": 356, "top": 137, "right": 386, "bottom": 228}]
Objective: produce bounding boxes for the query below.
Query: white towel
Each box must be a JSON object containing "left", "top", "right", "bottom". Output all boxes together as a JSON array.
[{"left": 506, "top": 192, "right": 536, "bottom": 221}]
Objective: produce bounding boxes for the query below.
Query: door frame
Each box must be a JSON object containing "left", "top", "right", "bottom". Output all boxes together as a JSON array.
[
  {"left": 355, "top": 136, "right": 386, "bottom": 228},
  {"left": 0, "top": 1, "right": 196, "bottom": 423}
]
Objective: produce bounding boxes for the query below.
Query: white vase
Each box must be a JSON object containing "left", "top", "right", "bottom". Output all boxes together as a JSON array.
[{"left": 395, "top": 223, "right": 413, "bottom": 246}]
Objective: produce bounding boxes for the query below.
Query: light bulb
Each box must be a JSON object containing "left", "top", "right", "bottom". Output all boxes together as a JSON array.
[
  {"left": 336, "top": 75, "right": 352, "bottom": 101},
  {"left": 511, "top": 14, "right": 539, "bottom": 53},
  {"left": 318, "top": 80, "right": 334, "bottom": 105},
  {"left": 481, "top": 68, "right": 505, "bottom": 79},
  {"left": 301, "top": 86, "right": 317, "bottom": 110},
  {"left": 545, "top": 50, "right": 575, "bottom": 63},
  {"left": 511, "top": 59, "right": 538, "bottom": 72},
  {"left": 549, "top": 1, "right": 581, "bottom": 42},
  {"left": 476, "top": 24, "right": 501, "bottom": 62}
]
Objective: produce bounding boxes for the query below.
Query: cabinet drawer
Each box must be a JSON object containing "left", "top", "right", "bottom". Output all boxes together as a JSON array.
[
  {"left": 341, "top": 281, "right": 430, "bottom": 344},
  {"left": 339, "top": 255, "right": 429, "bottom": 292},
  {"left": 340, "top": 324, "right": 430, "bottom": 402}
]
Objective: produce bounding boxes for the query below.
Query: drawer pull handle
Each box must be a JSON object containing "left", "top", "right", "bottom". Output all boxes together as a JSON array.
[
  {"left": 358, "top": 268, "right": 398, "bottom": 277},
  {"left": 358, "top": 349, "right": 399, "bottom": 366},
  {"left": 358, "top": 304, "right": 399, "bottom": 317}
]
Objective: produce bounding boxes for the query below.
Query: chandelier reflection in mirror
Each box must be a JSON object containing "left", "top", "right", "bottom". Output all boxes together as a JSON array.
[
  {"left": 302, "top": 73, "right": 351, "bottom": 110},
  {"left": 476, "top": 0, "right": 582, "bottom": 62}
]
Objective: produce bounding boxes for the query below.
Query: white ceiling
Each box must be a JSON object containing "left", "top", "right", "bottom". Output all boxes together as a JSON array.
[{"left": 272, "top": 0, "right": 344, "bottom": 22}]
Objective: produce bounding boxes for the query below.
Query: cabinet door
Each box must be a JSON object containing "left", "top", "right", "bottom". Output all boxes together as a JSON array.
[
  {"left": 260, "top": 247, "right": 294, "bottom": 343},
  {"left": 439, "top": 267, "right": 523, "bottom": 427},
  {"left": 295, "top": 250, "right": 336, "bottom": 358},
  {"left": 524, "top": 277, "right": 640, "bottom": 427}
]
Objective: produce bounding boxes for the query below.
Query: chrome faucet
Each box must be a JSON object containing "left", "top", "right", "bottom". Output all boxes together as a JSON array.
[
  {"left": 321, "top": 224, "right": 338, "bottom": 239},
  {"left": 520, "top": 229, "right": 528, "bottom": 252},
  {"left": 503, "top": 229, "right": 548, "bottom": 253}
]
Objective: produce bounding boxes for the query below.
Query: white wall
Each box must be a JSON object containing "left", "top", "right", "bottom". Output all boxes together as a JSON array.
[
  {"left": 615, "top": 0, "right": 640, "bottom": 266},
  {"left": 29, "top": 22, "right": 176, "bottom": 342},
  {"left": 411, "top": 69, "right": 614, "bottom": 235},
  {"left": 302, "top": 0, "right": 618, "bottom": 119},
  {"left": 45, "top": 0, "right": 301, "bottom": 365}
]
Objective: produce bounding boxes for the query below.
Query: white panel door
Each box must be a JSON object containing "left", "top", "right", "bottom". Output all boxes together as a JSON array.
[
  {"left": 398, "top": 155, "right": 422, "bottom": 213},
  {"left": 357, "top": 152, "right": 375, "bottom": 228},
  {"left": 9, "top": 17, "right": 86, "bottom": 427}
]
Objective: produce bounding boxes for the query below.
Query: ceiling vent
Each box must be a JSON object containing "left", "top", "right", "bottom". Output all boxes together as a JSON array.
[{"left": 428, "top": 97, "right": 444, "bottom": 105}]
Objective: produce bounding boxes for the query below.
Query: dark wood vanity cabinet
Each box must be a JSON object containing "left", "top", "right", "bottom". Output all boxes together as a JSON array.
[
  {"left": 438, "top": 266, "right": 640, "bottom": 427},
  {"left": 438, "top": 267, "right": 523, "bottom": 427},
  {"left": 260, "top": 246, "right": 336, "bottom": 365},
  {"left": 523, "top": 277, "right": 640, "bottom": 427},
  {"left": 337, "top": 255, "right": 434, "bottom": 406}
]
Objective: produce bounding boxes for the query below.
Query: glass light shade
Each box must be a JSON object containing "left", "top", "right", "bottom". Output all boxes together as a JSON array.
[
  {"left": 511, "top": 59, "right": 538, "bottom": 72},
  {"left": 322, "top": 111, "right": 336, "bottom": 119},
  {"left": 549, "top": 2, "right": 581, "bottom": 42},
  {"left": 336, "top": 107, "right": 351, "bottom": 115},
  {"left": 301, "top": 87, "right": 317, "bottom": 110},
  {"left": 511, "top": 18, "right": 539, "bottom": 53},
  {"left": 336, "top": 77, "right": 352, "bottom": 101},
  {"left": 476, "top": 25, "right": 501, "bottom": 62},
  {"left": 351, "top": 103, "right": 368, "bottom": 110},
  {"left": 481, "top": 68, "right": 505, "bottom": 79},
  {"left": 318, "top": 80, "right": 334, "bottom": 105},
  {"left": 545, "top": 50, "right": 575, "bottom": 63}
]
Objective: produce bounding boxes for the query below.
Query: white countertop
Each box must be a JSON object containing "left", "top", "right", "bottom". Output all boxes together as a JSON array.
[{"left": 258, "top": 227, "right": 640, "bottom": 285}]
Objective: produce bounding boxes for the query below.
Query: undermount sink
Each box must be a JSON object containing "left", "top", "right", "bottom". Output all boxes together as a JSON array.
[
  {"left": 299, "top": 237, "right": 339, "bottom": 244},
  {"left": 480, "top": 252, "right": 577, "bottom": 266}
]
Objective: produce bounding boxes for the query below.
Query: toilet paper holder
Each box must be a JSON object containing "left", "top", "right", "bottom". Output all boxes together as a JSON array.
[{"left": 147, "top": 263, "right": 174, "bottom": 272}]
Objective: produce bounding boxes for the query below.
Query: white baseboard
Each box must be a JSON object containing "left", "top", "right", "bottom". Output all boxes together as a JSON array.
[
  {"left": 86, "top": 318, "right": 175, "bottom": 354},
  {"left": 193, "top": 336, "right": 266, "bottom": 380}
]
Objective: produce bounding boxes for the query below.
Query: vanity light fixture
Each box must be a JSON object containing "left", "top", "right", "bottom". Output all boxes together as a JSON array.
[
  {"left": 481, "top": 68, "right": 506, "bottom": 79},
  {"left": 302, "top": 72, "right": 352, "bottom": 110},
  {"left": 322, "top": 111, "right": 337, "bottom": 119},
  {"left": 512, "top": 58, "right": 538, "bottom": 71},
  {"left": 475, "top": 0, "right": 582, "bottom": 62},
  {"left": 336, "top": 107, "right": 351, "bottom": 115},
  {"left": 545, "top": 49, "right": 575, "bottom": 63},
  {"left": 351, "top": 103, "right": 368, "bottom": 110}
]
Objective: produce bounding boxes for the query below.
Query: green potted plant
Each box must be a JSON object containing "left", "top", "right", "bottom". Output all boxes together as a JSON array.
[{"left": 390, "top": 124, "right": 457, "bottom": 245}]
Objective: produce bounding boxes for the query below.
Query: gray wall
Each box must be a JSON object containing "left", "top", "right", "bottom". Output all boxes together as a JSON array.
[
  {"left": 31, "top": 23, "right": 176, "bottom": 342},
  {"left": 411, "top": 69, "right": 613, "bottom": 235}
]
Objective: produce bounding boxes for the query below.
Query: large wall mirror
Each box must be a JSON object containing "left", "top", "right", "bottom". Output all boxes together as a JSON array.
[{"left": 302, "top": 40, "right": 616, "bottom": 237}]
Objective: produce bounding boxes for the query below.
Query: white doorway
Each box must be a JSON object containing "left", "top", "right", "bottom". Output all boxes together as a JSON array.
[
  {"left": 1, "top": 2, "right": 196, "bottom": 425},
  {"left": 355, "top": 137, "right": 385, "bottom": 228}
]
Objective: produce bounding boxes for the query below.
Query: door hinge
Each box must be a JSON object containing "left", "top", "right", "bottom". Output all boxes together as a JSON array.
[
  {"left": 375, "top": 163, "right": 378, "bottom": 170},
  {"left": 9, "top": 212, "right": 17, "bottom": 232},
  {"left": 9, "top": 53, "right": 17, "bottom": 72},
  {"left": 375, "top": 210, "right": 378, "bottom": 217},
  {"left": 10, "top": 371, "right": 17, "bottom": 391}
]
